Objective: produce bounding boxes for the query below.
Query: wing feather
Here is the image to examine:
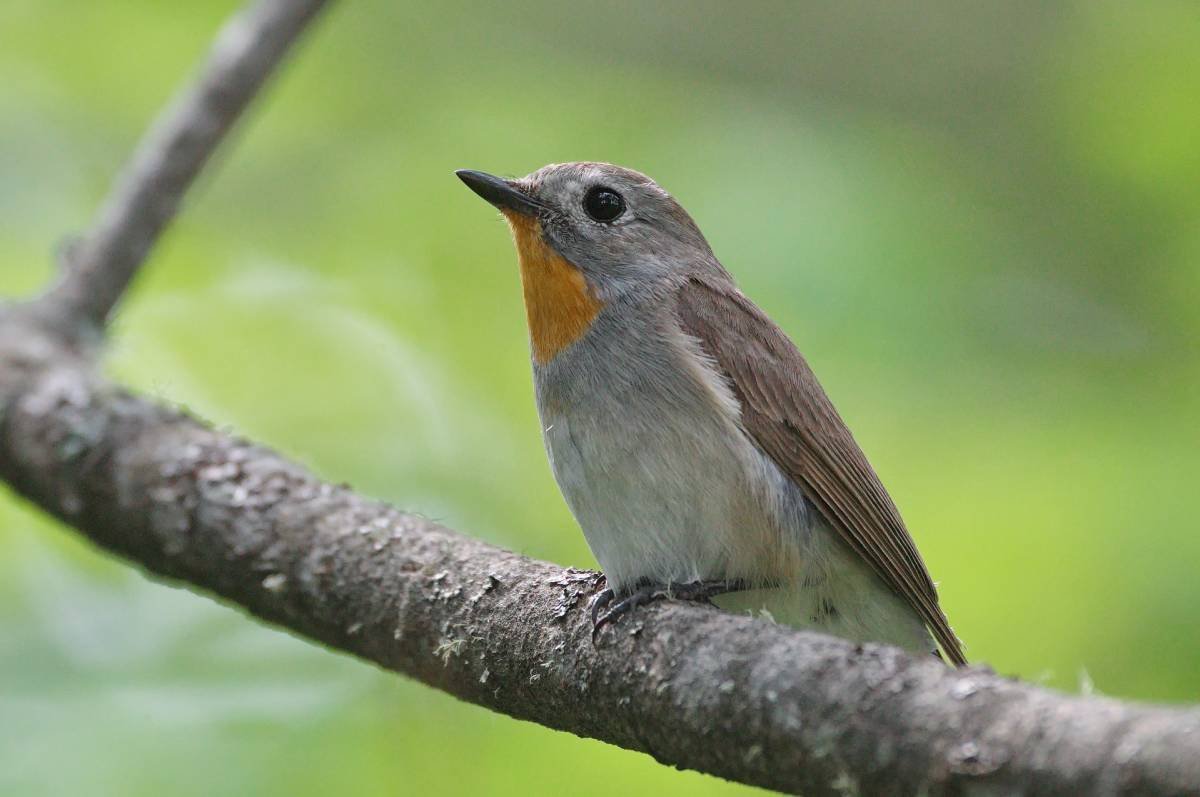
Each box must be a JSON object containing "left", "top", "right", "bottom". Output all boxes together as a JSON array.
[{"left": 676, "top": 275, "right": 966, "bottom": 665}]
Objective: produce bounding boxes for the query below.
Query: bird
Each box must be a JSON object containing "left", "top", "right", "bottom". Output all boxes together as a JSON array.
[{"left": 457, "top": 162, "right": 965, "bottom": 665}]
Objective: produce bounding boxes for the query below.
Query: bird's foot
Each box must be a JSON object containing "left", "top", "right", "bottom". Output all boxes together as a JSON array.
[{"left": 590, "top": 578, "right": 752, "bottom": 638}]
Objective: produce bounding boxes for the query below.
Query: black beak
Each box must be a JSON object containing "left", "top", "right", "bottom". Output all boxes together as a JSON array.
[{"left": 456, "top": 169, "right": 547, "bottom": 216}]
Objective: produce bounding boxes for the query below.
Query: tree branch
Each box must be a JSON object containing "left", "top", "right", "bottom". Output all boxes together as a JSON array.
[
  {"left": 46, "top": 0, "right": 330, "bottom": 328},
  {"left": 3, "top": 1, "right": 1200, "bottom": 794},
  {"left": 1, "top": 314, "right": 1199, "bottom": 796}
]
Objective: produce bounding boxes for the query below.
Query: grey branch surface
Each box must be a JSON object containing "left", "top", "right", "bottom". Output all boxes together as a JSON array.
[
  {"left": 2, "top": 310, "right": 1200, "bottom": 796},
  {"left": 3, "top": 1, "right": 1200, "bottom": 795},
  {"left": 47, "top": 0, "right": 330, "bottom": 327}
]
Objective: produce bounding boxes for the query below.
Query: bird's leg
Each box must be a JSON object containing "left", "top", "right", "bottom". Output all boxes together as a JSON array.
[{"left": 590, "top": 577, "right": 754, "bottom": 636}]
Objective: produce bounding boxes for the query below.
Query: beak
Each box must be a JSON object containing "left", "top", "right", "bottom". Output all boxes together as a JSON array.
[{"left": 456, "top": 169, "right": 547, "bottom": 216}]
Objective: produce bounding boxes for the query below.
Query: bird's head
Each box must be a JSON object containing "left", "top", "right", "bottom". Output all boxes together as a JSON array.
[{"left": 457, "top": 162, "right": 714, "bottom": 363}]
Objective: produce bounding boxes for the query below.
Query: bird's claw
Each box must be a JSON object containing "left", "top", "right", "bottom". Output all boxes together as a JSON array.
[
  {"left": 589, "top": 587, "right": 615, "bottom": 629},
  {"left": 590, "top": 578, "right": 751, "bottom": 640}
]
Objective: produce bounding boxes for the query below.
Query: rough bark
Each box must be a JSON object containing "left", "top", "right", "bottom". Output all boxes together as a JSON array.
[
  {"left": 2, "top": 311, "right": 1200, "bottom": 796},
  {"left": 2, "top": 0, "right": 1200, "bottom": 794}
]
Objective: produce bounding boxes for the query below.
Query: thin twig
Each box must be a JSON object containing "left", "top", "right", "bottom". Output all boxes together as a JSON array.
[{"left": 47, "top": 0, "right": 330, "bottom": 327}]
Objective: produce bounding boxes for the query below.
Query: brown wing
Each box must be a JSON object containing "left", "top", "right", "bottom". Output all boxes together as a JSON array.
[{"left": 676, "top": 275, "right": 966, "bottom": 665}]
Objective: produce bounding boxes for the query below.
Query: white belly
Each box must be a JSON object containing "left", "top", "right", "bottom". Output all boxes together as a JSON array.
[
  {"left": 531, "top": 312, "right": 934, "bottom": 655},
  {"left": 541, "top": 402, "right": 796, "bottom": 591},
  {"left": 542, "top": 403, "right": 931, "bottom": 654}
]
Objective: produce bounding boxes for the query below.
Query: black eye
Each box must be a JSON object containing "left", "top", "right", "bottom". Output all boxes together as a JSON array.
[{"left": 583, "top": 186, "right": 625, "bottom": 222}]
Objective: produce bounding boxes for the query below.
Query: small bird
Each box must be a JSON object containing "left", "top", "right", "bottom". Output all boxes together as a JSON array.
[{"left": 457, "top": 163, "right": 965, "bottom": 665}]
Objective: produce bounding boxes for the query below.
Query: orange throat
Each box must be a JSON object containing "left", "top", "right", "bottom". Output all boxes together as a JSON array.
[{"left": 504, "top": 213, "right": 603, "bottom": 364}]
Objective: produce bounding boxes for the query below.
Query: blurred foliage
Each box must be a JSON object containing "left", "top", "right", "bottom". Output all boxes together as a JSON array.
[{"left": 1, "top": 1, "right": 1198, "bottom": 794}]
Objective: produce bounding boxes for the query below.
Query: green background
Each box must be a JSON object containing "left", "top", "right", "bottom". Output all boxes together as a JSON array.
[{"left": 2, "top": 1, "right": 1198, "bottom": 794}]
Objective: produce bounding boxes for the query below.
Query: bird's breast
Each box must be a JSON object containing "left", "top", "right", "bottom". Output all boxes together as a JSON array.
[
  {"left": 532, "top": 311, "right": 811, "bottom": 590},
  {"left": 503, "top": 213, "right": 603, "bottom": 364}
]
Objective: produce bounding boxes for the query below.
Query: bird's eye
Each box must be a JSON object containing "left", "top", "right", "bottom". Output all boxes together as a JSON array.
[{"left": 582, "top": 186, "right": 625, "bottom": 222}]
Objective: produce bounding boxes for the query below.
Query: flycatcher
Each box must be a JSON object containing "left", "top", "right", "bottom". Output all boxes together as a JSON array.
[{"left": 457, "top": 162, "right": 965, "bottom": 665}]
